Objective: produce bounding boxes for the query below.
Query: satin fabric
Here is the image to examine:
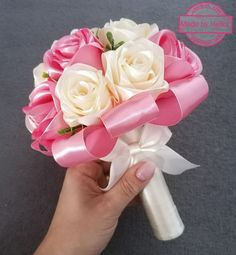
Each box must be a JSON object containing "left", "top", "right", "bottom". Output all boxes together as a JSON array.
[
  {"left": 149, "top": 29, "right": 203, "bottom": 82},
  {"left": 43, "top": 28, "right": 104, "bottom": 80},
  {"left": 23, "top": 81, "right": 67, "bottom": 156},
  {"left": 101, "top": 124, "right": 198, "bottom": 190},
  {"left": 52, "top": 74, "right": 208, "bottom": 167},
  {"left": 24, "top": 28, "right": 208, "bottom": 185}
]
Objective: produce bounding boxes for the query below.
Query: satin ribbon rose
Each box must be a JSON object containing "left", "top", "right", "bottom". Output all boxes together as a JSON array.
[
  {"left": 149, "top": 29, "right": 203, "bottom": 82},
  {"left": 102, "top": 38, "right": 169, "bottom": 101},
  {"left": 56, "top": 63, "right": 113, "bottom": 127},
  {"left": 23, "top": 80, "right": 66, "bottom": 155},
  {"left": 96, "top": 18, "right": 159, "bottom": 49},
  {"left": 43, "top": 28, "right": 104, "bottom": 80}
]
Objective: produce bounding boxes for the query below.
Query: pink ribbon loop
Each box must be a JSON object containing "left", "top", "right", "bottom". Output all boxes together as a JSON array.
[
  {"left": 52, "top": 125, "right": 117, "bottom": 167},
  {"left": 52, "top": 74, "right": 208, "bottom": 167},
  {"left": 151, "top": 75, "right": 208, "bottom": 126},
  {"left": 101, "top": 92, "right": 159, "bottom": 138}
]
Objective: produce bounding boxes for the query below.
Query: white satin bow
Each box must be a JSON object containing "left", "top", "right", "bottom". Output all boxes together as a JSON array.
[{"left": 101, "top": 123, "right": 198, "bottom": 191}]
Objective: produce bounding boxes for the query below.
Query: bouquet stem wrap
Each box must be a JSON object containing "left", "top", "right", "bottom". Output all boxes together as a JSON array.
[{"left": 140, "top": 167, "right": 184, "bottom": 240}]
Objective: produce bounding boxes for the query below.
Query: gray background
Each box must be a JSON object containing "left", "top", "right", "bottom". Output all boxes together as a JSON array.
[{"left": 0, "top": 0, "right": 235, "bottom": 254}]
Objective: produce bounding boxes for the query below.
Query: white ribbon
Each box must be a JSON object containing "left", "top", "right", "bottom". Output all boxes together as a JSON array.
[{"left": 101, "top": 123, "right": 198, "bottom": 191}]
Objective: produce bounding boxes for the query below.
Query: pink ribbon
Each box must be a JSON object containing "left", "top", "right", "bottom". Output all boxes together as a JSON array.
[{"left": 52, "top": 74, "right": 208, "bottom": 167}]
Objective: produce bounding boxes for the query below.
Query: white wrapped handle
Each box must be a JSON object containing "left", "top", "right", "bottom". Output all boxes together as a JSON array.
[
  {"left": 101, "top": 124, "right": 197, "bottom": 240},
  {"left": 140, "top": 167, "right": 184, "bottom": 241}
]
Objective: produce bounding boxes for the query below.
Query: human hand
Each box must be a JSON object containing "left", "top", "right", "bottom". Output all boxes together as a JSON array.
[{"left": 34, "top": 161, "right": 155, "bottom": 255}]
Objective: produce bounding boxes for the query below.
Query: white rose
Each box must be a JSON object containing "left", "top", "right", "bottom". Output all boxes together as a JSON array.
[
  {"left": 97, "top": 18, "right": 159, "bottom": 49},
  {"left": 102, "top": 38, "right": 169, "bottom": 101},
  {"left": 33, "top": 63, "right": 48, "bottom": 86},
  {"left": 56, "top": 63, "right": 112, "bottom": 127}
]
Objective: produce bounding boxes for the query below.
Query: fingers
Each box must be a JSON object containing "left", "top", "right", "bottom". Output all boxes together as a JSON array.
[
  {"left": 105, "top": 161, "right": 156, "bottom": 215},
  {"left": 67, "top": 161, "right": 108, "bottom": 185},
  {"left": 63, "top": 162, "right": 107, "bottom": 196},
  {"left": 67, "top": 161, "right": 104, "bottom": 181},
  {"left": 95, "top": 160, "right": 111, "bottom": 175},
  {"left": 63, "top": 160, "right": 156, "bottom": 215}
]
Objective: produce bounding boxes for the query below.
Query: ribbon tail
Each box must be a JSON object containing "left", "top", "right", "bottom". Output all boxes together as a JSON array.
[
  {"left": 157, "top": 145, "right": 199, "bottom": 175},
  {"left": 101, "top": 140, "right": 131, "bottom": 191}
]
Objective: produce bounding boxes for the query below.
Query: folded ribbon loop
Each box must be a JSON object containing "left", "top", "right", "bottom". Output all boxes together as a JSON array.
[
  {"left": 151, "top": 75, "right": 208, "bottom": 126},
  {"left": 52, "top": 125, "right": 117, "bottom": 167},
  {"left": 101, "top": 92, "right": 159, "bottom": 137}
]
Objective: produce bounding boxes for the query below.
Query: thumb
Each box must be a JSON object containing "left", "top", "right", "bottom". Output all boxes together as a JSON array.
[{"left": 106, "top": 161, "right": 156, "bottom": 215}]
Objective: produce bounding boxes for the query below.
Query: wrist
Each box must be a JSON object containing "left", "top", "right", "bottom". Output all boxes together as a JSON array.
[{"left": 34, "top": 233, "right": 93, "bottom": 255}]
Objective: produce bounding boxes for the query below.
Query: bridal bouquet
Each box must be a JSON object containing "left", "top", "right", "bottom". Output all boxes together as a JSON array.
[{"left": 23, "top": 18, "right": 208, "bottom": 240}]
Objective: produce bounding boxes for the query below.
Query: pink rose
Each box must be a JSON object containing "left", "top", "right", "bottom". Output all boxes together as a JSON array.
[
  {"left": 43, "top": 28, "right": 104, "bottom": 80},
  {"left": 149, "top": 29, "right": 202, "bottom": 82},
  {"left": 23, "top": 80, "right": 65, "bottom": 155}
]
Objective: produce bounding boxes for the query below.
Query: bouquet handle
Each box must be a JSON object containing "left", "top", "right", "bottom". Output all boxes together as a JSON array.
[{"left": 140, "top": 166, "right": 184, "bottom": 241}]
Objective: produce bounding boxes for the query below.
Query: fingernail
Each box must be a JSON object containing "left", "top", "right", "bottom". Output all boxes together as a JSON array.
[{"left": 136, "top": 161, "right": 155, "bottom": 181}]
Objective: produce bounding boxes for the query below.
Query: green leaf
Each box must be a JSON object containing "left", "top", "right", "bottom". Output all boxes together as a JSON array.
[
  {"left": 58, "top": 125, "right": 84, "bottom": 135},
  {"left": 106, "top": 31, "right": 115, "bottom": 49},
  {"left": 114, "top": 41, "right": 125, "bottom": 50},
  {"left": 105, "top": 44, "right": 112, "bottom": 51},
  {"left": 42, "top": 72, "right": 49, "bottom": 78}
]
